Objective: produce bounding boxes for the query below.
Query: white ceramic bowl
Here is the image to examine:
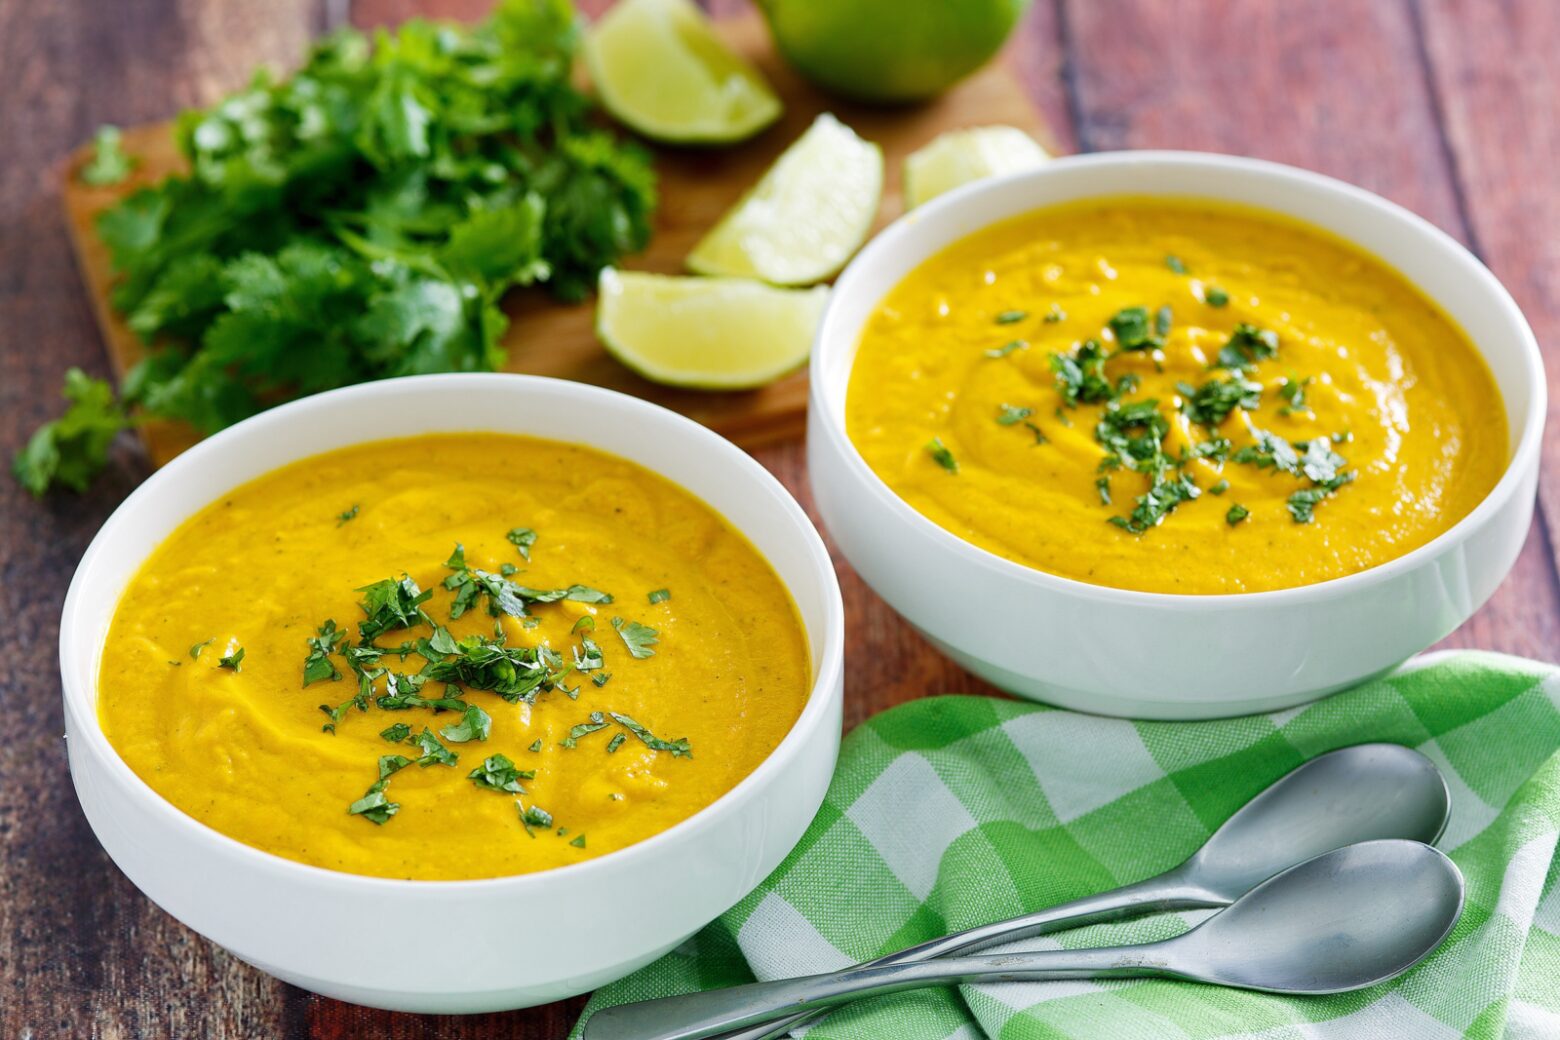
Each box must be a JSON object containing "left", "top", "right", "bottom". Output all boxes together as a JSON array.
[
  {"left": 809, "top": 151, "right": 1544, "bottom": 720},
  {"left": 60, "top": 374, "right": 844, "bottom": 1012}
]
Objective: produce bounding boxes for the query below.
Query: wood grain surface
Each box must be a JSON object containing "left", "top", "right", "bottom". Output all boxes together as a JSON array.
[{"left": 0, "top": 1, "right": 1555, "bottom": 1037}]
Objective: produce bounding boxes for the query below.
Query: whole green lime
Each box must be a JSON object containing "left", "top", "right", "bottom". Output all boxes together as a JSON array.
[{"left": 757, "top": 0, "right": 1030, "bottom": 103}]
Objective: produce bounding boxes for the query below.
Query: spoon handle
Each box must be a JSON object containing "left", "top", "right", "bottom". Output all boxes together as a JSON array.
[
  {"left": 705, "top": 871, "right": 1215, "bottom": 1040},
  {"left": 582, "top": 945, "right": 1176, "bottom": 1040},
  {"left": 582, "top": 874, "right": 1211, "bottom": 1040}
]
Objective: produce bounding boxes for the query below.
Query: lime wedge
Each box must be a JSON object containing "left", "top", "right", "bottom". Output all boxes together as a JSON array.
[
  {"left": 596, "top": 269, "right": 828, "bottom": 389},
  {"left": 687, "top": 114, "right": 883, "bottom": 285},
  {"left": 903, "top": 126, "right": 1050, "bottom": 209},
  {"left": 585, "top": 0, "right": 782, "bottom": 144}
]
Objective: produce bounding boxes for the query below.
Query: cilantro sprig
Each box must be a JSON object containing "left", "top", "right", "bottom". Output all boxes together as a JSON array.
[{"left": 18, "top": 0, "right": 657, "bottom": 496}]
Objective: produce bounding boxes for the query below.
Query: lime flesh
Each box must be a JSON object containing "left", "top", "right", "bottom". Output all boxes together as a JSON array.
[
  {"left": 596, "top": 269, "right": 829, "bottom": 389},
  {"left": 585, "top": 0, "right": 782, "bottom": 144},
  {"left": 687, "top": 113, "right": 883, "bottom": 286},
  {"left": 904, "top": 125, "right": 1050, "bottom": 208}
]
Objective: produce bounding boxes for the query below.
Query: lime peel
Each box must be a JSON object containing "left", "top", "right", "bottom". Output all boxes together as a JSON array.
[{"left": 596, "top": 269, "right": 828, "bottom": 390}]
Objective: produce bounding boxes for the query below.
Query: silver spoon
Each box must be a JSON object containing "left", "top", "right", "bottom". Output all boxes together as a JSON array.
[
  {"left": 695, "top": 742, "right": 1449, "bottom": 1040},
  {"left": 585, "top": 743, "right": 1451, "bottom": 1040},
  {"left": 585, "top": 840, "right": 1464, "bottom": 1040}
]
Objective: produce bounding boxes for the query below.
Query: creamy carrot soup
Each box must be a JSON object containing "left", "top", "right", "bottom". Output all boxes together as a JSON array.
[
  {"left": 846, "top": 199, "right": 1508, "bottom": 594},
  {"left": 98, "top": 434, "right": 810, "bottom": 880}
]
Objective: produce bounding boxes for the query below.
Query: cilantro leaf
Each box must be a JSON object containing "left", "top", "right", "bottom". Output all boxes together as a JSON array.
[
  {"left": 608, "top": 712, "right": 691, "bottom": 758},
  {"left": 506, "top": 527, "right": 537, "bottom": 561},
  {"left": 80, "top": 126, "right": 136, "bottom": 186},
  {"left": 611, "top": 617, "right": 659, "bottom": 659},
  {"left": 468, "top": 754, "right": 533, "bottom": 794},
  {"left": 12, "top": 369, "right": 131, "bottom": 496},
  {"left": 439, "top": 703, "right": 492, "bottom": 743}
]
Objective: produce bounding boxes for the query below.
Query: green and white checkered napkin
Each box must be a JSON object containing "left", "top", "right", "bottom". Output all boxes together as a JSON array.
[{"left": 573, "top": 650, "right": 1560, "bottom": 1039}]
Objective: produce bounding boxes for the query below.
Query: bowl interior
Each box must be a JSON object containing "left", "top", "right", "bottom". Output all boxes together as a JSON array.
[
  {"left": 814, "top": 151, "right": 1543, "bottom": 465},
  {"left": 61, "top": 373, "right": 842, "bottom": 868}
]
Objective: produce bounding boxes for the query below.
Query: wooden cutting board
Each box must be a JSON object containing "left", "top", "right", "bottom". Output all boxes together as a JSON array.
[{"left": 61, "top": 12, "right": 1051, "bottom": 467}]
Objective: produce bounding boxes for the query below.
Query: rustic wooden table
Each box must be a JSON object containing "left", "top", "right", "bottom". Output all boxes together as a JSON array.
[{"left": 2, "top": 1, "right": 1556, "bottom": 1036}]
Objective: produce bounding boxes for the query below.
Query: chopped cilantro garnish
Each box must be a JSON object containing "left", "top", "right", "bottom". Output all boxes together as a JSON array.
[
  {"left": 609, "top": 712, "right": 691, "bottom": 757},
  {"left": 1108, "top": 306, "right": 1164, "bottom": 351},
  {"left": 1050, "top": 340, "right": 1114, "bottom": 406},
  {"left": 439, "top": 703, "right": 492, "bottom": 743},
  {"left": 190, "top": 638, "right": 214, "bottom": 660},
  {"left": 561, "top": 712, "right": 612, "bottom": 748},
  {"left": 996, "top": 404, "right": 1034, "bottom": 426},
  {"left": 1183, "top": 377, "right": 1261, "bottom": 427},
  {"left": 302, "top": 619, "right": 345, "bottom": 687},
  {"left": 1204, "top": 285, "right": 1230, "bottom": 307},
  {"left": 1277, "top": 376, "right": 1312, "bottom": 415},
  {"left": 519, "top": 803, "right": 554, "bottom": 836},
  {"left": 356, "top": 576, "right": 431, "bottom": 640},
  {"left": 1216, "top": 323, "right": 1278, "bottom": 370},
  {"left": 995, "top": 309, "right": 1028, "bottom": 324},
  {"left": 1165, "top": 254, "right": 1187, "bottom": 274},
  {"left": 648, "top": 588, "right": 670, "bottom": 604},
  {"left": 506, "top": 527, "right": 537, "bottom": 561},
  {"left": 984, "top": 339, "right": 1028, "bottom": 359},
  {"left": 1232, "top": 429, "right": 1301, "bottom": 475},
  {"left": 1095, "top": 476, "right": 1112, "bottom": 505},
  {"left": 424, "top": 632, "right": 567, "bottom": 703},
  {"left": 218, "top": 646, "right": 245, "bottom": 672},
  {"left": 611, "top": 617, "right": 659, "bottom": 659},
  {"left": 1209, "top": 479, "right": 1230, "bottom": 496},
  {"left": 336, "top": 504, "right": 359, "bottom": 526},
  {"left": 408, "top": 728, "right": 458, "bottom": 767},
  {"left": 379, "top": 723, "right": 411, "bottom": 743},
  {"left": 606, "top": 732, "right": 626, "bottom": 754},
  {"left": 925, "top": 437, "right": 959, "bottom": 473},
  {"left": 1043, "top": 304, "right": 1066, "bottom": 323},
  {"left": 469, "top": 754, "right": 533, "bottom": 794},
  {"left": 570, "top": 834, "right": 586, "bottom": 848},
  {"left": 1226, "top": 503, "right": 1251, "bottom": 525}
]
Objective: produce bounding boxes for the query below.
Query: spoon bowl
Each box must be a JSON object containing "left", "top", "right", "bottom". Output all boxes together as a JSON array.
[
  {"left": 1174, "top": 742, "right": 1452, "bottom": 901},
  {"left": 1172, "top": 839, "right": 1465, "bottom": 993}
]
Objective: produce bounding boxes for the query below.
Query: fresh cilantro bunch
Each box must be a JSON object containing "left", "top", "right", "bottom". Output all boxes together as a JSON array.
[{"left": 17, "top": 0, "right": 655, "bottom": 496}]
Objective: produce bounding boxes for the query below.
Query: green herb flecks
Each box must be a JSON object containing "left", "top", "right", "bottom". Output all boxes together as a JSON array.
[
  {"left": 984, "top": 339, "right": 1028, "bottom": 359},
  {"left": 611, "top": 617, "right": 659, "bottom": 659},
  {"left": 609, "top": 712, "right": 691, "bottom": 757},
  {"left": 1216, "top": 323, "right": 1279, "bottom": 370},
  {"left": 380, "top": 723, "right": 412, "bottom": 743},
  {"left": 1183, "top": 376, "right": 1261, "bottom": 427},
  {"left": 468, "top": 754, "right": 534, "bottom": 794},
  {"left": 302, "top": 619, "right": 345, "bottom": 687},
  {"left": 996, "top": 404, "right": 1033, "bottom": 426},
  {"left": 925, "top": 437, "right": 959, "bottom": 473},
  {"left": 1165, "top": 254, "right": 1187, "bottom": 274},
  {"left": 356, "top": 576, "right": 432, "bottom": 640},
  {"left": 506, "top": 527, "right": 537, "bottom": 561},
  {"left": 190, "top": 638, "right": 214, "bottom": 660},
  {"left": 218, "top": 646, "right": 245, "bottom": 672},
  {"left": 994, "top": 309, "right": 1028, "bottom": 325},
  {"left": 1204, "top": 285, "right": 1230, "bottom": 308},
  {"left": 518, "top": 802, "right": 555, "bottom": 836},
  {"left": 1108, "top": 306, "right": 1164, "bottom": 352},
  {"left": 1277, "top": 376, "right": 1312, "bottom": 416},
  {"left": 1226, "top": 503, "right": 1251, "bottom": 526},
  {"left": 336, "top": 504, "right": 359, "bottom": 526},
  {"left": 439, "top": 703, "right": 492, "bottom": 743},
  {"left": 561, "top": 712, "right": 612, "bottom": 748}
]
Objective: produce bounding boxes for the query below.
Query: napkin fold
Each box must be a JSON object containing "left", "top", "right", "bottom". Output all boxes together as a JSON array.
[{"left": 573, "top": 651, "right": 1560, "bottom": 1040}]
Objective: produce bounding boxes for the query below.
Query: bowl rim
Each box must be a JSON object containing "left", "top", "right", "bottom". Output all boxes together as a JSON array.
[
  {"left": 60, "top": 372, "right": 846, "bottom": 893},
  {"left": 810, "top": 148, "right": 1547, "bottom": 610}
]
